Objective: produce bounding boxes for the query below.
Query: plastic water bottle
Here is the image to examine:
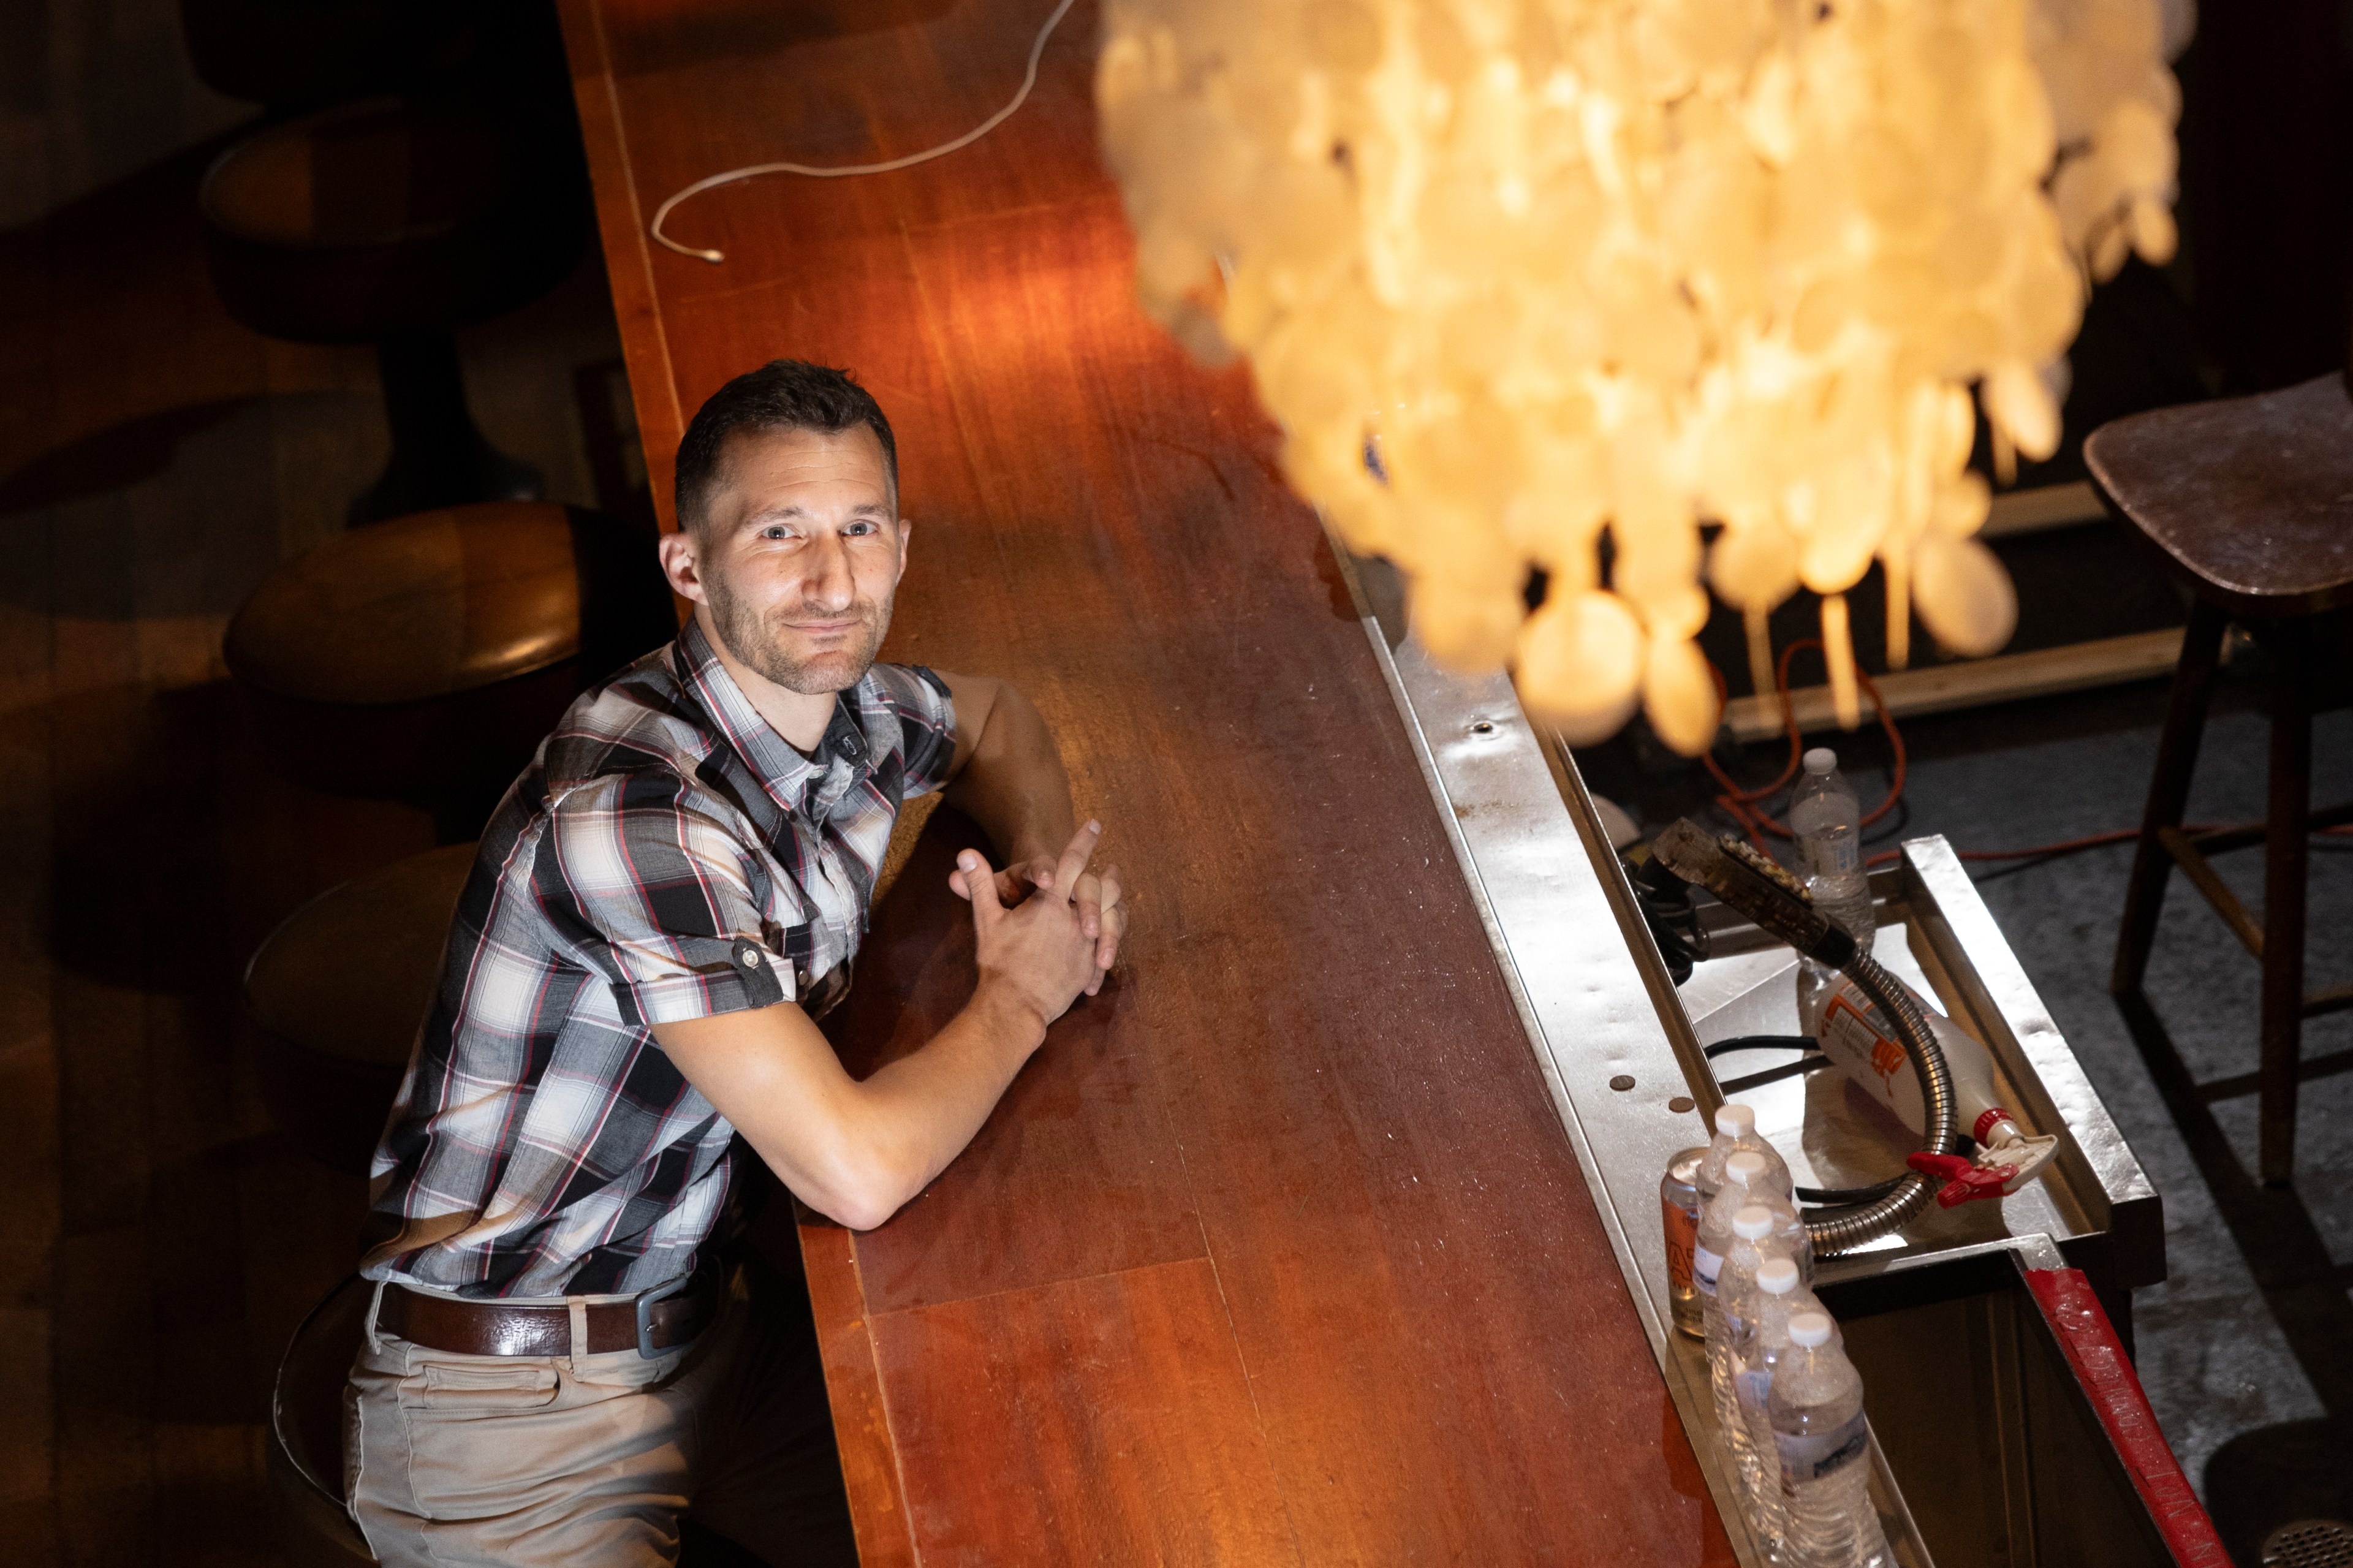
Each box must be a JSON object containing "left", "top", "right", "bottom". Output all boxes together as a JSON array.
[
  {"left": 1697, "top": 1155, "right": 1809, "bottom": 1344},
  {"left": 1733, "top": 1257, "right": 1836, "bottom": 1551},
  {"left": 1771, "top": 1312, "right": 1892, "bottom": 1568},
  {"left": 1710, "top": 1205, "right": 1791, "bottom": 1531},
  {"left": 1790, "top": 748, "right": 1876, "bottom": 1036},
  {"left": 1695, "top": 1102, "right": 1793, "bottom": 1208}
]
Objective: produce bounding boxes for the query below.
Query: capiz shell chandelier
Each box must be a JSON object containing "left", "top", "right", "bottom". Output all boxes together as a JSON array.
[{"left": 1098, "top": 0, "right": 2182, "bottom": 751}]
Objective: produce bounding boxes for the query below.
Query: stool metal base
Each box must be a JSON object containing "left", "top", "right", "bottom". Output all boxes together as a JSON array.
[{"left": 353, "top": 328, "right": 543, "bottom": 525}]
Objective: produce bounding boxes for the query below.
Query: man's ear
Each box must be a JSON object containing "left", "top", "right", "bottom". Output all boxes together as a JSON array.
[
  {"left": 895, "top": 516, "right": 913, "bottom": 588},
  {"left": 657, "top": 526, "right": 709, "bottom": 605}
]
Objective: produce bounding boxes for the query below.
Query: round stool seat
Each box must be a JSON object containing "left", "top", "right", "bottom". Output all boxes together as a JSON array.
[
  {"left": 269, "top": 1276, "right": 376, "bottom": 1565},
  {"left": 224, "top": 502, "right": 673, "bottom": 805},
  {"left": 230, "top": 502, "right": 580, "bottom": 705},
  {"left": 246, "top": 843, "right": 477, "bottom": 1173},
  {"left": 200, "top": 96, "right": 578, "bottom": 346}
]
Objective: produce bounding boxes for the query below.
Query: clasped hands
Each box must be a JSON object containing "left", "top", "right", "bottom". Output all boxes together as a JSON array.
[{"left": 947, "top": 820, "right": 1126, "bottom": 1021}]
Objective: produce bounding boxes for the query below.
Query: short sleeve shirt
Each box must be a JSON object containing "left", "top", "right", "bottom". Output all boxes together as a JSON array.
[{"left": 360, "top": 621, "right": 957, "bottom": 1298}]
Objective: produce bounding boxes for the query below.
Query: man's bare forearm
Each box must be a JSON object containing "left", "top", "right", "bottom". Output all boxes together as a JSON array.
[
  {"left": 654, "top": 979, "right": 1045, "bottom": 1231},
  {"left": 942, "top": 680, "right": 1075, "bottom": 865},
  {"left": 841, "top": 980, "right": 1048, "bottom": 1219}
]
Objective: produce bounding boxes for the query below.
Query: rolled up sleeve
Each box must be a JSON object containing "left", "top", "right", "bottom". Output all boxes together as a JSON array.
[{"left": 541, "top": 771, "right": 797, "bottom": 1028}]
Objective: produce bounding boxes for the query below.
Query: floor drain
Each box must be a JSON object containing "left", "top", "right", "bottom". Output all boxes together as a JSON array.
[{"left": 2265, "top": 1519, "right": 2353, "bottom": 1568}]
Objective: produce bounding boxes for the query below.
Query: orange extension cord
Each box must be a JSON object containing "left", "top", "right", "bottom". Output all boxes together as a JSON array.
[{"left": 1701, "top": 639, "right": 2351, "bottom": 871}]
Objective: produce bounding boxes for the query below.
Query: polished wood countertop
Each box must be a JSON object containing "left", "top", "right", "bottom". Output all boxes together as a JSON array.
[{"left": 556, "top": 1, "right": 1731, "bottom": 1560}]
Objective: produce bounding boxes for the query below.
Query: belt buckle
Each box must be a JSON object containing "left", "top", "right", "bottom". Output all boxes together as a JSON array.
[{"left": 633, "top": 1269, "right": 695, "bottom": 1358}]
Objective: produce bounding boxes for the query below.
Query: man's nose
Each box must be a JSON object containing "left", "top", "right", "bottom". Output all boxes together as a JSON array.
[{"left": 800, "top": 532, "right": 855, "bottom": 611}]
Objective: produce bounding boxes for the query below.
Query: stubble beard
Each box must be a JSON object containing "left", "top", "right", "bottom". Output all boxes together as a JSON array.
[{"left": 705, "top": 572, "right": 893, "bottom": 695}]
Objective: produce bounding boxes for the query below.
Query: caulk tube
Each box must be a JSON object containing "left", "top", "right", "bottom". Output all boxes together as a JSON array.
[{"left": 1809, "top": 974, "right": 2059, "bottom": 1194}]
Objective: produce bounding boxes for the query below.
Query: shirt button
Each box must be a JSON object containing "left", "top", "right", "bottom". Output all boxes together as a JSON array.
[{"left": 740, "top": 947, "right": 763, "bottom": 966}]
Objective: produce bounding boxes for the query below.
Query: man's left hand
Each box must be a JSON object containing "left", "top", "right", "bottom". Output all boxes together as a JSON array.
[{"left": 949, "top": 843, "right": 1126, "bottom": 996}]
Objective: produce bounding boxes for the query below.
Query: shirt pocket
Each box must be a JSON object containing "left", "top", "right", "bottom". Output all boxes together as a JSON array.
[{"left": 407, "top": 1359, "right": 562, "bottom": 1414}]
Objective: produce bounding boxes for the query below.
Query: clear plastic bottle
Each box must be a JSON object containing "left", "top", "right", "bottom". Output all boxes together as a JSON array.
[
  {"left": 1790, "top": 748, "right": 1876, "bottom": 1037},
  {"left": 1697, "top": 1154, "right": 1808, "bottom": 1339},
  {"left": 1733, "top": 1257, "right": 1837, "bottom": 1553},
  {"left": 1710, "top": 1205, "right": 1789, "bottom": 1534},
  {"left": 1695, "top": 1102, "right": 1793, "bottom": 1208},
  {"left": 1699, "top": 1138, "right": 1814, "bottom": 1290},
  {"left": 1770, "top": 1312, "right": 1892, "bottom": 1568}
]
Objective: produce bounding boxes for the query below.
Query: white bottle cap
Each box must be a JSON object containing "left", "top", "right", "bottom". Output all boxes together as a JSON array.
[
  {"left": 1726, "top": 1151, "right": 1767, "bottom": 1188},
  {"left": 1756, "top": 1258, "right": 1800, "bottom": 1294},
  {"left": 1789, "top": 1311, "right": 1835, "bottom": 1348},
  {"left": 1732, "top": 1205, "right": 1775, "bottom": 1241},
  {"left": 1714, "top": 1103, "right": 1756, "bottom": 1138},
  {"left": 1803, "top": 747, "right": 1838, "bottom": 775}
]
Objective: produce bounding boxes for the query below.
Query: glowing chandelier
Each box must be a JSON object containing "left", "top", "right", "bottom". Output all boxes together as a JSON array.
[{"left": 1099, "top": 0, "right": 2183, "bottom": 750}]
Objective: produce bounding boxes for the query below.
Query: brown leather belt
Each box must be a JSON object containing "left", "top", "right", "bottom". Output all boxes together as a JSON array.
[{"left": 381, "top": 1268, "right": 721, "bottom": 1358}]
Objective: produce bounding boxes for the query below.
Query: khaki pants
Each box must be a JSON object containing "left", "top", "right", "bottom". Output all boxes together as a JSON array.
[{"left": 345, "top": 1259, "right": 857, "bottom": 1567}]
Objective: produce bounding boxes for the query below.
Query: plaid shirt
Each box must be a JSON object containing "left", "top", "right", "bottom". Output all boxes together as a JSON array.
[{"left": 360, "top": 621, "right": 958, "bottom": 1298}]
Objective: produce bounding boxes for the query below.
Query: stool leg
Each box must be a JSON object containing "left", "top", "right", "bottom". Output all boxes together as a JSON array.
[
  {"left": 2113, "top": 600, "right": 2227, "bottom": 996},
  {"left": 2259, "top": 618, "right": 2312, "bottom": 1186},
  {"left": 354, "top": 328, "right": 543, "bottom": 523}
]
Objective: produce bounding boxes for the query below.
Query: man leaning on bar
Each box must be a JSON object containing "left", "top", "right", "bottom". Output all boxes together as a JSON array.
[{"left": 344, "top": 360, "right": 1128, "bottom": 1566}]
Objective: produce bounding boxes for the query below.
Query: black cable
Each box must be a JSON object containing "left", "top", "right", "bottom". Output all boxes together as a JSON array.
[{"left": 1703, "top": 1034, "right": 1815, "bottom": 1058}]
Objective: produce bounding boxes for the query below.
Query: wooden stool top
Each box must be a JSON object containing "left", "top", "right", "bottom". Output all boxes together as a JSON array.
[
  {"left": 2085, "top": 373, "right": 2353, "bottom": 619},
  {"left": 227, "top": 502, "right": 583, "bottom": 705},
  {"left": 200, "top": 96, "right": 515, "bottom": 252},
  {"left": 244, "top": 843, "right": 477, "bottom": 1070}
]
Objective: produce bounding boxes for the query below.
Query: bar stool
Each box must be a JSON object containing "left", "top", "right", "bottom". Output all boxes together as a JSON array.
[
  {"left": 245, "top": 843, "right": 477, "bottom": 1173},
  {"left": 224, "top": 501, "right": 675, "bottom": 835},
  {"left": 270, "top": 1276, "right": 377, "bottom": 1565},
  {"left": 2089, "top": 371, "right": 2353, "bottom": 1184},
  {"left": 199, "top": 94, "right": 583, "bottom": 520}
]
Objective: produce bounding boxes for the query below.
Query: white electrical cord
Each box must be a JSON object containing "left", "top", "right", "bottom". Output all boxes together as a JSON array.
[{"left": 649, "top": 0, "right": 1079, "bottom": 264}]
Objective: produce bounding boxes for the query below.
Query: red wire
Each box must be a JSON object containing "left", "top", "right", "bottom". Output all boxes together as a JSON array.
[
  {"left": 1703, "top": 638, "right": 1905, "bottom": 854},
  {"left": 1698, "top": 642, "right": 2348, "bottom": 871}
]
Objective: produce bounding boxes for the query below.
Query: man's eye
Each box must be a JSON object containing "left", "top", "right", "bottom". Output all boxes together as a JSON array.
[
  {"left": 760, "top": 526, "right": 792, "bottom": 540},
  {"left": 846, "top": 522, "right": 874, "bottom": 536}
]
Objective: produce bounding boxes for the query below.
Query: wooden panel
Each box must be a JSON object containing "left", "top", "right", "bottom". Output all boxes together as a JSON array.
[
  {"left": 556, "top": 0, "right": 1735, "bottom": 1559},
  {"left": 797, "top": 1223, "right": 917, "bottom": 1568},
  {"left": 868, "top": 1258, "right": 1296, "bottom": 1567},
  {"left": 822, "top": 803, "right": 1209, "bottom": 1313}
]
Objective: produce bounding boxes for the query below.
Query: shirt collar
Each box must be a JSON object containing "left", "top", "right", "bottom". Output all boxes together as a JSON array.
[{"left": 676, "top": 620, "right": 873, "bottom": 817}]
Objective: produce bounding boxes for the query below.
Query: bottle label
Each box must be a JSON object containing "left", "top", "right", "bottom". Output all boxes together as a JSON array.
[
  {"left": 1737, "top": 1368, "right": 1773, "bottom": 1416},
  {"left": 1802, "top": 835, "right": 1859, "bottom": 878},
  {"left": 1662, "top": 1195, "right": 1697, "bottom": 1293},
  {"left": 1775, "top": 1412, "right": 1869, "bottom": 1485},
  {"left": 1816, "top": 991, "right": 1924, "bottom": 1134},
  {"left": 1692, "top": 1243, "right": 1724, "bottom": 1297}
]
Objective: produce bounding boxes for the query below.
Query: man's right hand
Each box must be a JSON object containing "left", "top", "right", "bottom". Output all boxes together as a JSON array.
[{"left": 961, "top": 821, "right": 1112, "bottom": 1030}]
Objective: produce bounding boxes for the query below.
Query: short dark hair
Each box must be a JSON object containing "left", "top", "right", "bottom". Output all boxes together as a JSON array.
[{"left": 673, "top": 359, "right": 899, "bottom": 531}]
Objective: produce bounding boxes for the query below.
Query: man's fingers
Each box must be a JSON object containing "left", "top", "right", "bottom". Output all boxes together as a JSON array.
[
  {"left": 1094, "top": 865, "right": 1124, "bottom": 970},
  {"left": 1050, "top": 820, "right": 1102, "bottom": 904},
  {"left": 957, "top": 850, "right": 1004, "bottom": 925},
  {"left": 1075, "top": 873, "right": 1102, "bottom": 940}
]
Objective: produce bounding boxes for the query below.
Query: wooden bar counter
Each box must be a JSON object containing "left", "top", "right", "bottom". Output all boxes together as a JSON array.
[{"left": 556, "top": 2, "right": 1732, "bottom": 1561}]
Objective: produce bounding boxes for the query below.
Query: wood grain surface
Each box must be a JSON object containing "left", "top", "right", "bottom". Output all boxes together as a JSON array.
[{"left": 556, "top": 1, "right": 1732, "bottom": 1560}]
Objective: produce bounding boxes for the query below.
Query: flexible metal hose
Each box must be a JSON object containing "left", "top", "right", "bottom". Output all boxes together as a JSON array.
[
  {"left": 1802, "top": 949, "right": 1961, "bottom": 1256},
  {"left": 1642, "top": 820, "right": 1964, "bottom": 1257}
]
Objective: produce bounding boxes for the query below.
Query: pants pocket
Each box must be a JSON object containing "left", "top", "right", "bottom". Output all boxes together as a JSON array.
[{"left": 411, "top": 1358, "right": 562, "bottom": 1412}]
